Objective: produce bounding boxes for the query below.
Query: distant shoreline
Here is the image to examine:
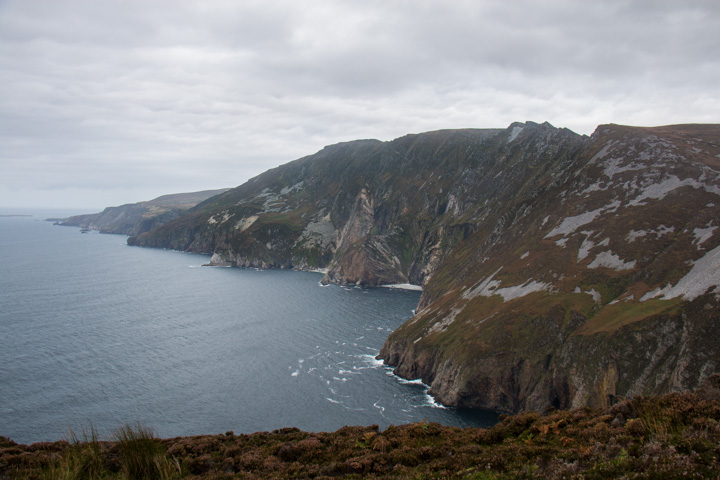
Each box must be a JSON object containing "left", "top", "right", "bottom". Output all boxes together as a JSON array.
[{"left": 0, "top": 214, "right": 33, "bottom": 217}]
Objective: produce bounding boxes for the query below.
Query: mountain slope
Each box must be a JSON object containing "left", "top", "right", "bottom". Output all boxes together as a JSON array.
[
  {"left": 128, "top": 122, "right": 720, "bottom": 412},
  {"left": 58, "top": 189, "right": 230, "bottom": 236}
]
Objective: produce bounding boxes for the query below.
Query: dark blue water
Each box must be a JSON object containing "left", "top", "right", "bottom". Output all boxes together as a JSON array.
[{"left": 0, "top": 212, "right": 496, "bottom": 444}]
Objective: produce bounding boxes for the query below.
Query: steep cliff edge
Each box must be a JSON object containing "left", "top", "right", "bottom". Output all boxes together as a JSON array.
[{"left": 128, "top": 122, "right": 720, "bottom": 412}]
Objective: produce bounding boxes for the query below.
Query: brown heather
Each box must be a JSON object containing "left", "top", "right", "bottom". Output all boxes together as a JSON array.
[{"left": 2, "top": 377, "right": 720, "bottom": 479}]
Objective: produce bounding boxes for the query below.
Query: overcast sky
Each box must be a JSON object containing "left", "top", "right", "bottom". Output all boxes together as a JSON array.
[{"left": 1, "top": 0, "right": 718, "bottom": 211}]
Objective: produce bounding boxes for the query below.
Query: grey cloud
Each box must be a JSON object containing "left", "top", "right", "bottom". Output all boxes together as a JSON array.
[{"left": 1, "top": 0, "right": 718, "bottom": 209}]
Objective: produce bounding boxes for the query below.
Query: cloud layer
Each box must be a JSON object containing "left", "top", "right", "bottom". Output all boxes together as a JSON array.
[{"left": 1, "top": 0, "right": 718, "bottom": 209}]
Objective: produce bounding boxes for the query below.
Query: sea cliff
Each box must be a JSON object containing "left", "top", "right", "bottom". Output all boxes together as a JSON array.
[{"left": 126, "top": 122, "right": 720, "bottom": 413}]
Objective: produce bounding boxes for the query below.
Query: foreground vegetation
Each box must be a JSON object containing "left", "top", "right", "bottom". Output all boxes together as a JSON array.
[{"left": 3, "top": 379, "right": 720, "bottom": 479}]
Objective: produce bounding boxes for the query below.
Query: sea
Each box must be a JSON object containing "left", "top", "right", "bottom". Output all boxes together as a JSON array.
[{"left": 0, "top": 211, "right": 497, "bottom": 445}]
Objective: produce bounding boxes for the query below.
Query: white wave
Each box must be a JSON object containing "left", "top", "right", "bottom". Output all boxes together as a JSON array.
[
  {"left": 291, "top": 370, "right": 299, "bottom": 377},
  {"left": 391, "top": 372, "right": 448, "bottom": 409},
  {"left": 373, "top": 401, "right": 385, "bottom": 414},
  {"left": 325, "top": 397, "right": 341, "bottom": 404},
  {"left": 343, "top": 405, "right": 367, "bottom": 411},
  {"left": 424, "top": 394, "right": 448, "bottom": 409},
  {"left": 358, "top": 354, "right": 384, "bottom": 367},
  {"left": 398, "top": 377, "right": 426, "bottom": 386}
]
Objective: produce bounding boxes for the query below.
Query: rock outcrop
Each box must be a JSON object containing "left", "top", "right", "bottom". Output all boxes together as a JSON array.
[{"left": 127, "top": 122, "right": 720, "bottom": 412}]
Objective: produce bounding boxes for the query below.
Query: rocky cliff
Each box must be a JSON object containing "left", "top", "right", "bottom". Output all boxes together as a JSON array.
[
  {"left": 129, "top": 123, "right": 585, "bottom": 285},
  {"left": 379, "top": 123, "right": 720, "bottom": 413},
  {"left": 128, "top": 122, "right": 720, "bottom": 413},
  {"left": 58, "top": 189, "right": 229, "bottom": 236}
]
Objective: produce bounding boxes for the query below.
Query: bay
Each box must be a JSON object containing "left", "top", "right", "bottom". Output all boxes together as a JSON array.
[{"left": 0, "top": 212, "right": 496, "bottom": 444}]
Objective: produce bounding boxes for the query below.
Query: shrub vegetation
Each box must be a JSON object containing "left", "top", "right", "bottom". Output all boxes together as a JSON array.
[{"left": 2, "top": 380, "right": 720, "bottom": 478}]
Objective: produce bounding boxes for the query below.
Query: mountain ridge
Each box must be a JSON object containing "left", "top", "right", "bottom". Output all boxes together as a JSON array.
[{"left": 126, "top": 122, "right": 720, "bottom": 413}]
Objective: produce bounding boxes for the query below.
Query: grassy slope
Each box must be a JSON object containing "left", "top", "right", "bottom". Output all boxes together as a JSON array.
[{"left": 3, "top": 382, "right": 720, "bottom": 479}]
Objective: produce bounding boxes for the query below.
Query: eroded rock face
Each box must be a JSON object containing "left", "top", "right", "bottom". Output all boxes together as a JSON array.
[
  {"left": 321, "top": 187, "right": 407, "bottom": 285},
  {"left": 128, "top": 122, "right": 720, "bottom": 411}
]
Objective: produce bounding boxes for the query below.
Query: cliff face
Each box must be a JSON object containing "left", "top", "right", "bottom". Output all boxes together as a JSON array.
[
  {"left": 59, "top": 189, "right": 229, "bottom": 236},
  {"left": 130, "top": 123, "right": 585, "bottom": 287},
  {"left": 379, "top": 123, "right": 720, "bottom": 413},
  {"left": 128, "top": 122, "right": 720, "bottom": 412}
]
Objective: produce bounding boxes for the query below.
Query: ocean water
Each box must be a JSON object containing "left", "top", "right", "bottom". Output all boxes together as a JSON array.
[{"left": 0, "top": 212, "right": 497, "bottom": 444}]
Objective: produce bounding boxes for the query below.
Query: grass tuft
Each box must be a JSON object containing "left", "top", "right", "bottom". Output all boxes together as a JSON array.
[
  {"left": 50, "top": 426, "right": 105, "bottom": 480},
  {"left": 114, "top": 423, "right": 178, "bottom": 480}
]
